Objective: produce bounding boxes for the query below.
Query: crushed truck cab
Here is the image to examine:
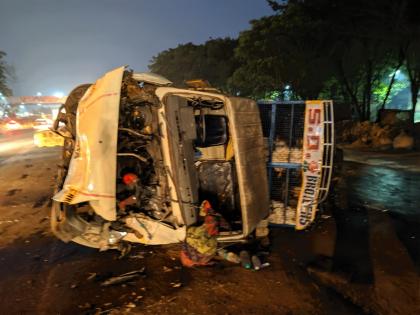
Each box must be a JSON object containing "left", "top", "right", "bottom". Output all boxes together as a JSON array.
[{"left": 51, "top": 67, "right": 270, "bottom": 249}]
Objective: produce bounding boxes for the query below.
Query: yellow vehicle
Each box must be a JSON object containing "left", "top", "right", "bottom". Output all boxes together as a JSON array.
[{"left": 33, "top": 130, "right": 64, "bottom": 147}]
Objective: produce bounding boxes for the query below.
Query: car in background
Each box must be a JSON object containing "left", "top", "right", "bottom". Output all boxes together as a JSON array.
[
  {"left": 33, "top": 118, "right": 53, "bottom": 131},
  {"left": 5, "top": 119, "right": 23, "bottom": 130}
]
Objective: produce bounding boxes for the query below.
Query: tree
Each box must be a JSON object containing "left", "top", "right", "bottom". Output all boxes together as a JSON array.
[
  {"left": 400, "top": 0, "right": 420, "bottom": 123},
  {"left": 233, "top": 0, "right": 409, "bottom": 120},
  {"left": 231, "top": 4, "right": 333, "bottom": 100},
  {"left": 406, "top": 43, "right": 420, "bottom": 123},
  {"left": 0, "top": 51, "right": 13, "bottom": 96},
  {"left": 149, "top": 38, "right": 239, "bottom": 92},
  {"left": 0, "top": 51, "right": 13, "bottom": 117}
]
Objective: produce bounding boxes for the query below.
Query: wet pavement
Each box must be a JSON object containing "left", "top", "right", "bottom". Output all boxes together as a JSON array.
[
  {"left": 266, "top": 153, "right": 420, "bottom": 314},
  {"left": 305, "top": 154, "right": 420, "bottom": 314},
  {"left": 345, "top": 162, "right": 420, "bottom": 273}
]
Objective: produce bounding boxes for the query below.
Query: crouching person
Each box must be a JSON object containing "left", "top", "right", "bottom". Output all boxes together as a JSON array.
[{"left": 180, "top": 200, "right": 226, "bottom": 267}]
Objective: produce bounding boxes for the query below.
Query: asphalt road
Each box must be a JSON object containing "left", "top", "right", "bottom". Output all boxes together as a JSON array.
[{"left": 0, "top": 129, "right": 35, "bottom": 164}]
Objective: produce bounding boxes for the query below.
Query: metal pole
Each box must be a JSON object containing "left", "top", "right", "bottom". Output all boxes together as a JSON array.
[
  {"left": 284, "top": 103, "right": 295, "bottom": 211},
  {"left": 268, "top": 103, "right": 277, "bottom": 195}
]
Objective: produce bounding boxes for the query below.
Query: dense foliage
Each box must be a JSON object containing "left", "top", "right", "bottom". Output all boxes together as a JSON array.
[
  {"left": 149, "top": 38, "right": 238, "bottom": 92},
  {"left": 149, "top": 0, "right": 420, "bottom": 122}
]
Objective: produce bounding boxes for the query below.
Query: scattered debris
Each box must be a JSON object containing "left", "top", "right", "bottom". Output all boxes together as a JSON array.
[
  {"left": 338, "top": 120, "right": 415, "bottom": 151},
  {"left": 100, "top": 268, "right": 145, "bottom": 287},
  {"left": 32, "top": 195, "right": 50, "bottom": 208},
  {"left": 78, "top": 303, "right": 92, "bottom": 309},
  {"left": 251, "top": 255, "right": 262, "bottom": 270},
  {"left": 163, "top": 266, "right": 173, "bottom": 272},
  {"left": 217, "top": 248, "right": 241, "bottom": 263},
  {"left": 87, "top": 273, "right": 97, "bottom": 280},
  {"left": 171, "top": 282, "right": 182, "bottom": 288},
  {"left": 129, "top": 251, "right": 146, "bottom": 259},
  {"left": 117, "top": 243, "right": 132, "bottom": 259},
  {"left": 260, "top": 262, "right": 271, "bottom": 269},
  {"left": 239, "top": 251, "right": 251, "bottom": 269},
  {"left": 393, "top": 130, "right": 414, "bottom": 150},
  {"left": 6, "top": 189, "right": 21, "bottom": 196}
]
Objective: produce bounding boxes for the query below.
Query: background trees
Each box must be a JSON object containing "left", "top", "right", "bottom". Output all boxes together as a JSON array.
[
  {"left": 0, "top": 51, "right": 13, "bottom": 117},
  {"left": 149, "top": 0, "right": 420, "bottom": 123},
  {"left": 0, "top": 51, "right": 12, "bottom": 96},
  {"left": 149, "top": 38, "right": 238, "bottom": 93}
]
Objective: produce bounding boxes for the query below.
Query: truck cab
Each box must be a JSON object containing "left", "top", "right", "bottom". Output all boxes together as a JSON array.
[{"left": 51, "top": 67, "right": 270, "bottom": 249}]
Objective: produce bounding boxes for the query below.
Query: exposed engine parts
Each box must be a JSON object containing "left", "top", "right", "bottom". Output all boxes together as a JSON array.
[
  {"left": 116, "top": 71, "right": 171, "bottom": 225},
  {"left": 51, "top": 67, "right": 275, "bottom": 251}
]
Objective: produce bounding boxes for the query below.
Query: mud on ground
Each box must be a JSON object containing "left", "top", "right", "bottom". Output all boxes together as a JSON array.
[{"left": 0, "top": 147, "right": 361, "bottom": 314}]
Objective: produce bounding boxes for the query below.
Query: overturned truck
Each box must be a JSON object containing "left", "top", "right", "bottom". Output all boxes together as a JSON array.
[{"left": 51, "top": 66, "right": 333, "bottom": 250}]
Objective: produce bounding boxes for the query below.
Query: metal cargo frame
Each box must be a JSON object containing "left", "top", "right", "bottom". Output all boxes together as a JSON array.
[{"left": 257, "top": 100, "right": 334, "bottom": 226}]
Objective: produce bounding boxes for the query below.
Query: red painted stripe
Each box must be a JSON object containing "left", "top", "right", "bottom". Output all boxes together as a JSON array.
[{"left": 78, "top": 191, "right": 115, "bottom": 199}]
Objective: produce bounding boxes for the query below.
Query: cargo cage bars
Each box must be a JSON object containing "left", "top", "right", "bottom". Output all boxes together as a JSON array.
[{"left": 257, "top": 100, "right": 334, "bottom": 226}]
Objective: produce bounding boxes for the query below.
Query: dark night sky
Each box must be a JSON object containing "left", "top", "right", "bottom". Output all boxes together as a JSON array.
[{"left": 0, "top": 0, "right": 272, "bottom": 96}]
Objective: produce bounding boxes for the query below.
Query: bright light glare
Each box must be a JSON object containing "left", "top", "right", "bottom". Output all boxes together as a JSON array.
[
  {"left": 53, "top": 91, "right": 64, "bottom": 98},
  {"left": 389, "top": 69, "right": 402, "bottom": 78},
  {"left": 36, "top": 92, "right": 42, "bottom": 96}
]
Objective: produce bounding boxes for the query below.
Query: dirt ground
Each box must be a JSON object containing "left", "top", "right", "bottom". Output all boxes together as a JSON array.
[
  {"left": 1, "top": 134, "right": 419, "bottom": 314},
  {"left": 0, "top": 143, "right": 362, "bottom": 314}
]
